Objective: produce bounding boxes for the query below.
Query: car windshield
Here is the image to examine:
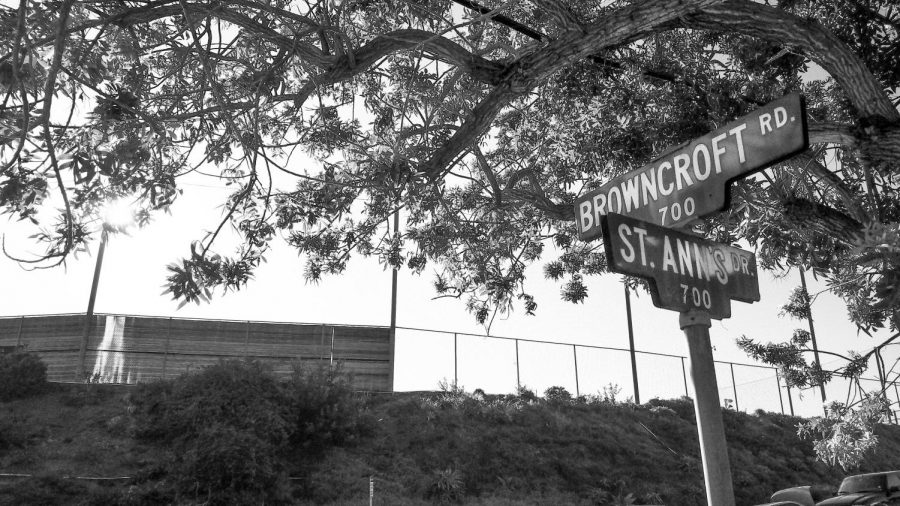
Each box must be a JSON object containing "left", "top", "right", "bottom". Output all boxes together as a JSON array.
[{"left": 839, "top": 474, "right": 884, "bottom": 494}]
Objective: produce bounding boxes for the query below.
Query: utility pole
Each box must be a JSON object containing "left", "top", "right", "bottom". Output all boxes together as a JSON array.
[
  {"left": 624, "top": 283, "right": 640, "bottom": 404},
  {"left": 799, "top": 270, "right": 826, "bottom": 403},
  {"left": 78, "top": 228, "right": 108, "bottom": 381},
  {"left": 388, "top": 209, "right": 399, "bottom": 392}
]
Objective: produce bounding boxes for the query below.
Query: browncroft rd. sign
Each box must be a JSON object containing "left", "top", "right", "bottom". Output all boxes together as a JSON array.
[
  {"left": 576, "top": 94, "right": 808, "bottom": 241},
  {"left": 600, "top": 213, "right": 760, "bottom": 320}
]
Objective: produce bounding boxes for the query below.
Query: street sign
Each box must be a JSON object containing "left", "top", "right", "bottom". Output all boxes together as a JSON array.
[
  {"left": 600, "top": 213, "right": 760, "bottom": 320},
  {"left": 576, "top": 93, "right": 808, "bottom": 241}
]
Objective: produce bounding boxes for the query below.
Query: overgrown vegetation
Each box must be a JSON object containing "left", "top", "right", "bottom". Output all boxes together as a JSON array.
[
  {"left": 798, "top": 395, "right": 889, "bottom": 470},
  {"left": 123, "top": 360, "right": 370, "bottom": 505},
  {"left": 0, "top": 351, "right": 47, "bottom": 401},
  {"left": 4, "top": 366, "right": 900, "bottom": 505}
]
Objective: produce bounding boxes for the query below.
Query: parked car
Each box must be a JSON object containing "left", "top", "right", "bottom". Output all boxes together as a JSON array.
[
  {"left": 763, "top": 484, "right": 835, "bottom": 505},
  {"left": 816, "top": 471, "right": 900, "bottom": 505},
  {"left": 770, "top": 486, "right": 817, "bottom": 505}
]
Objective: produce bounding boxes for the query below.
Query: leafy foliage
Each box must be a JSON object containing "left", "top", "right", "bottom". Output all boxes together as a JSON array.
[
  {"left": 0, "top": 0, "right": 897, "bottom": 335},
  {"left": 427, "top": 467, "right": 466, "bottom": 504},
  {"left": 130, "top": 360, "right": 290, "bottom": 447},
  {"left": 543, "top": 385, "right": 573, "bottom": 403},
  {"left": 127, "top": 360, "right": 370, "bottom": 504},
  {"left": 798, "top": 395, "right": 889, "bottom": 471},
  {"left": 780, "top": 285, "right": 812, "bottom": 320},
  {"left": 0, "top": 352, "right": 47, "bottom": 401},
  {"left": 736, "top": 332, "right": 836, "bottom": 390},
  {"left": 284, "top": 362, "right": 373, "bottom": 455},
  {"left": 176, "top": 423, "right": 291, "bottom": 506}
]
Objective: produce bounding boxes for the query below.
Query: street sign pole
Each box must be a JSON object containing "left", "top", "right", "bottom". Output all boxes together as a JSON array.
[
  {"left": 579, "top": 94, "right": 807, "bottom": 506},
  {"left": 681, "top": 309, "right": 735, "bottom": 506}
]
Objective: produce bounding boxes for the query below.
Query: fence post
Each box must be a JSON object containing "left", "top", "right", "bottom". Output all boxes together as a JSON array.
[
  {"left": 730, "top": 363, "right": 739, "bottom": 412},
  {"left": 876, "top": 349, "right": 896, "bottom": 423},
  {"left": 319, "top": 324, "right": 325, "bottom": 362},
  {"left": 681, "top": 357, "right": 689, "bottom": 397},
  {"left": 624, "top": 284, "right": 640, "bottom": 404},
  {"left": 15, "top": 316, "right": 24, "bottom": 348},
  {"left": 786, "top": 382, "right": 795, "bottom": 416},
  {"left": 894, "top": 382, "right": 900, "bottom": 424},
  {"left": 775, "top": 369, "right": 785, "bottom": 415},
  {"left": 453, "top": 333, "right": 458, "bottom": 385},
  {"left": 799, "top": 270, "right": 826, "bottom": 403},
  {"left": 161, "top": 318, "right": 172, "bottom": 380},
  {"left": 244, "top": 321, "right": 251, "bottom": 359},
  {"left": 515, "top": 339, "right": 520, "bottom": 391},
  {"left": 330, "top": 327, "right": 335, "bottom": 365},
  {"left": 573, "top": 345, "right": 580, "bottom": 398}
]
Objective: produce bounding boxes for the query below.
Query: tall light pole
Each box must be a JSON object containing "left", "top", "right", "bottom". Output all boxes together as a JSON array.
[
  {"left": 76, "top": 201, "right": 134, "bottom": 381},
  {"left": 799, "top": 269, "right": 826, "bottom": 403},
  {"left": 77, "top": 228, "right": 109, "bottom": 380},
  {"left": 624, "top": 282, "right": 640, "bottom": 404}
]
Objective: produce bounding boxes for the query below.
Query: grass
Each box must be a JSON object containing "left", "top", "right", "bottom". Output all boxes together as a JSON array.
[{"left": 0, "top": 383, "right": 165, "bottom": 479}]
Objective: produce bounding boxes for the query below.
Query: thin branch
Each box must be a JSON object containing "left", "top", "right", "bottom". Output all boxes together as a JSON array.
[{"left": 38, "top": 0, "right": 76, "bottom": 267}]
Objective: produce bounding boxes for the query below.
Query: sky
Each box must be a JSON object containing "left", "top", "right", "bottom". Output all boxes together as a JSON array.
[{"left": 1, "top": 175, "right": 895, "bottom": 418}]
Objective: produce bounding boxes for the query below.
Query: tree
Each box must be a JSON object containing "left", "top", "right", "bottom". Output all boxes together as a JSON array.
[{"left": 0, "top": 0, "right": 897, "bottom": 335}]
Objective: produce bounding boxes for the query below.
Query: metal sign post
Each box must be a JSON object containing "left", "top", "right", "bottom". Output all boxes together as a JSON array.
[
  {"left": 576, "top": 93, "right": 807, "bottom": 506},
  {"left": 681, "top": 310, "right": 735, "bottom": 506},
  {"left": 600, "top": 213, "right": 760, "bottom": 506}
]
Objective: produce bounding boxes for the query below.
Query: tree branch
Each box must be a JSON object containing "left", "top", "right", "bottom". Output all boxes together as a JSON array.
[
  {"left": 668, "top": 0, "right": 899, "bottom": 123},
  {"left": 39, "top": 0, "right": 76, "bottom": 266},
  {"left": 531, "top": 0, "right": 583, "bottom": 33},
  {"left": 791, "top": 151, "right": 870, "bottom": 224},
  {"left": 421, "top": 0, "right": 726, "bottom": 181}
]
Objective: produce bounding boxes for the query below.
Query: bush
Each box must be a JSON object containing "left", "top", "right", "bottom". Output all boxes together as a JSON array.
[
  {"left": 646, "top": 397, "right": 696, "bottom": 422},
  {"left": 285, "top": 362, "right": 372, "bottom": 456},
  {"left": 127, "top": 360, "right": 372, "bottom": 503},
  {"left": 543, "top": 386, "right": 572, "bottom": 403},
  {"left": 515, "top": 385, "right": 538, "bottom": 403},
  {"left": 427, "top": 467, "right": 465, "bottom": 504},
  {"left": 176, "top": 424, "right": 290, "bottom": 506},
  {"left": 128, "top": 361, "right": 293, "bottom": 504},
  {"left": 0, "top": 352, "right": 47, "bottom": 401},
  {"left": 130, "top": 360, "right": 291, "bottom": 447}
]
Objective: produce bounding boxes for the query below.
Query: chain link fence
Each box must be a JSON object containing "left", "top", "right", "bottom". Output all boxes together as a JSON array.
[{"left": 394, "top": 326, "right": 898, "bottom": 419}]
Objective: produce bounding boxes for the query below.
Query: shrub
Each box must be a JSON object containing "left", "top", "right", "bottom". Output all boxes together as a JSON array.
[
  {"left": 646, "top": 397, "right": 696, "bottom": 422},
  {"left": 176, "top": 424, "right": 290, "bottom": 506},
  {"left": 0, "top": 352, "right": 47, "bottom": 401},
  {"left": 515, "top": 385, "right": 538, "bottom": 403},
  {"left": 427, "top": 467, "right": 465, "bottom": 504},
  {"left": 543, "top": 386, "right": 572, "bottom": 403},
  {"left": 285, "top": 362, "right": 372, "bottom": 456},
  {"left": 128, "top": 361, "right": 293, "bottom": 505},
  {"left": 599, "top": 383, "right": 623, "bottom": 404},
  {"left": 431, "top": 379, "right": 472, "bottom": 409},
  {"left": 130, "top": 360, "right": 291, "bottom": 447}
]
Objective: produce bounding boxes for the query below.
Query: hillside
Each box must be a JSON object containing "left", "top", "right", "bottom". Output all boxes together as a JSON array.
[{"left": 3, "top": 366, "right": 900, "bottom": 505}]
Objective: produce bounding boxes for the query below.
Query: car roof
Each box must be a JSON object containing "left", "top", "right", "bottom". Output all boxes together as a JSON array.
[{"left": 843, "top": 470, "right": 900, "bottom": 479}]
